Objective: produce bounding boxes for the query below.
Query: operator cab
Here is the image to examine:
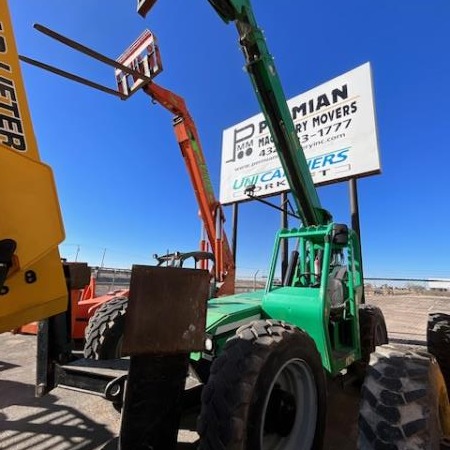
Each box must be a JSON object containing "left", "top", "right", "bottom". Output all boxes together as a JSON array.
[
  {"left": 279, "top": 224, "right": 351, "bottom": 321},
  {"left": 263, "top": 223, "right": 361, "bottom": 374}
]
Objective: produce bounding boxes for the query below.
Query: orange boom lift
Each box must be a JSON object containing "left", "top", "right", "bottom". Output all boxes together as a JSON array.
[
  {"left": 114, "top": 31, "right": 235, "bottom": 295},
  {"left": 18, "top": 28, "right": 235, "bottom": 305},
  {"left": 14, "top": 29, "right": 236, "bottom": 342}
]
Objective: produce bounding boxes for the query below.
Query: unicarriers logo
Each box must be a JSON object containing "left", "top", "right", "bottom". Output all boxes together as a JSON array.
[
  {"left": 232, "top": 148, "right": 350, "bottom": 197},
  {"left": 0, "top": 21, "right": 27, "bottom": 152}
]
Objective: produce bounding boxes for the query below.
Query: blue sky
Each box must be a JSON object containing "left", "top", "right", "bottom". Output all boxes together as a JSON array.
[{"left": 10, "top": 0, "right": 450, "bottom": 279}]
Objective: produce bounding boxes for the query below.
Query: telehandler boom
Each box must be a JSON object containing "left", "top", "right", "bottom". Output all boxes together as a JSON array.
[
  {"left": 12, "top": 29, "right": 236, "bottom": 349},
  {"left": 207, "top": 1, "right": 332, "bottom": 227},
  {"left": 19, "top": 26, "right": 235, "bottom": 298},
  {"left": 114, "top": 32, "right": 235, "bottom": 295}
]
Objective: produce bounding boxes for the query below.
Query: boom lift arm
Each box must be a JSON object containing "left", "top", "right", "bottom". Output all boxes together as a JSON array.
[
  {"left": 114, "top": 32, "right": 235, "bottom": 294},
  {"left": 123, "top": 78, "right": 235, "bottom": 295},
  {"left": 207, "top": 0, "right": 332, "bottom": 226},
  {"left": 20, "top": 26, "right": 236, "bottom": 296},
  {"left": 148, "top": 85, "right": 234, "bottom": 294}
]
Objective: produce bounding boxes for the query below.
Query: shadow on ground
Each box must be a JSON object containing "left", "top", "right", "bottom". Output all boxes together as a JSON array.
[
  {"left": 99, "top": 438, "right": 199, "bottom": 449},
  {"left": 0, "top": 380, "right": 113, "bottom": 450},
  {"left": 0, "top": 361, "right": 19, "bottom": 372}
]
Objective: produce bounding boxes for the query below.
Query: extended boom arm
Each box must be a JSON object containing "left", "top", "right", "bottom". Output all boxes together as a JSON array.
[
  {"left": 208, "top": 0, "right": 331, "bottom": 226},
  {"left": 114, "top": 31, "right": 236, "bottom": 295},
  {"left": 141, "top": 82, "right": 236, "bottom": 295},
  {"left": 19, "top": 25, "right": 236, "bottom": 296}
]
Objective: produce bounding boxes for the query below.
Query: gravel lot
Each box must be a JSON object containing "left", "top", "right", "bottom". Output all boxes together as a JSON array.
[{"left": 0, "top": 294, "right": 448, "bottom": 449}]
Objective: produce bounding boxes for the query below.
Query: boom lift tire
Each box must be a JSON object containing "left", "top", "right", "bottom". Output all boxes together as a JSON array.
[
  {"left": 197, "top": 320, "right": 327, "bottom": 450},
  {"left": 351, "top": 304, "right": 388, "bottom": 380},
  {"left": 83, "top": 296, "right": 128, "bottom": 359},
  {"left": 358, "top": 344, "right": 450, "bottom": 449},
  {"left": 427, "top": 312, "right": 450, "bottom": 396}
]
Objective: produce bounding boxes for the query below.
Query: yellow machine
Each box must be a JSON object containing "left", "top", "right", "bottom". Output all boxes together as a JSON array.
[{"left": 0, "top": 0, "right": 67, "bottom": 332}]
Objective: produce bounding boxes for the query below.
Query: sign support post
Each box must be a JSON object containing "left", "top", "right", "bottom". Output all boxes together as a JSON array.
[
  {"left": 349, "top": 177, "right": 365, "bottom": 303},
  {"left": 231, "top": 203, "right": 239, "bottom": 265},
  {"left": 281, "top": 192, "right": 289, "bottom": 281}
]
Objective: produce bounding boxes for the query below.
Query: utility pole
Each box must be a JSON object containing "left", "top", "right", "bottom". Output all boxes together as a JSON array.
[{"left": 100, "top": 248, "right": 107, "bottom": 268}]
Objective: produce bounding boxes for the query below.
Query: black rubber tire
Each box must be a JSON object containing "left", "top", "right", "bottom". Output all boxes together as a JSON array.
[
  {"left": 427, "top": 312, "right": 450, "bottom": 396},
  {"left": 197, "top": 319, "right": 327, "bottom": 450},
  {"left": 358, "top": 344, "right": 450, "bottom": 449},
  {"left": 83, "top": 296, "right": 128, "bottom": 360},
  {"left": 351, "top": 304, "right": 388, "bottom": 380}
]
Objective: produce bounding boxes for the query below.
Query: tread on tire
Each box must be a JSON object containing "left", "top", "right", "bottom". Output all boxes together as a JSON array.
[
  {"left": 358, "top": 344, "right": 450, "bottom": 449},
  {"left": 83, "top": 296, "right": 128, "bottom": 360},
  {"left": 197, "top": 319, "right": 327, "bottom": 450}
]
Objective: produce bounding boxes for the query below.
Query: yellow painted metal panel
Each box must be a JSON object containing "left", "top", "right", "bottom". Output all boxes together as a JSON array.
[
  {"left": 0, "top": 0, "right": 40, "bottom": 161},
  {"left": 0, "top": 146, "right": 65, "bottom": 269},
  {"left": 0, "top": 1, "right": 68, "bottom": 330},
  {"left": 0, "top": 248, "right": 67, "bottom": 332},
  {"left": 0, "top": 143, "right": 67, "bottom": 331}
]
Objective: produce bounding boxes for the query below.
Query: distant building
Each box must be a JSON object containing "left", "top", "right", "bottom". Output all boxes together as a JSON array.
[{"left": 427, "top": 279, "right": 450, "bottom": 292}]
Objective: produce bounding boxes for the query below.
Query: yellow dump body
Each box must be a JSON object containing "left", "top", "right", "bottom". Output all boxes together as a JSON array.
[{"left": 0, "top": 0, "right": 67, "bottom": 332}]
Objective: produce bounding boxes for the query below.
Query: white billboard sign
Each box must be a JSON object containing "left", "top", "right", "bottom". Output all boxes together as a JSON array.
[{"left": 220, "top": 62, "right": 381, "bottom": 204}]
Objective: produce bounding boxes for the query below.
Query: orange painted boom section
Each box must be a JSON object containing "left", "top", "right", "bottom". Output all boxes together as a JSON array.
[{"left": 142, "top": 82, "right": 235, "bottom": 295}]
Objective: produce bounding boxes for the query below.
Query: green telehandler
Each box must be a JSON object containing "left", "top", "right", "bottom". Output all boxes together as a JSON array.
[
  {"left": 185, "top": 1, "right": 383, "bottom": 447},
  {"left": 144, "top": 1, "right": 449, "bottom": 448}
]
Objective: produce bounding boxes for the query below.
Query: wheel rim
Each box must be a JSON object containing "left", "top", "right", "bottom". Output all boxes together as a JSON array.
[{"left": 260, "top": 358, "right": 317, "bottom": 450}]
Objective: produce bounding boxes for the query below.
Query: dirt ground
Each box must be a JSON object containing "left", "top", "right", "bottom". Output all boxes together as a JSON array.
[{"left": 0, "top": 294, "right": 448, "bottom": 449}]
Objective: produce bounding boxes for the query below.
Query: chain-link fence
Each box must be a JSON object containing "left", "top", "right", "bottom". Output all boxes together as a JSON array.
[
  {"left": 235, "top": 276, "right": 450, "bottom": 296},
  {"left": 364, "top": 278, "right": 450, "bottom": 298},
  {"left": 89, "top": 268, "right": 450, "bottom": 346},
  {"left": 93, "top": 267, "right": 132, "bottom": 296},
  {"left": 91, "top": 267, "right": 450, "bottom": 297}
]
